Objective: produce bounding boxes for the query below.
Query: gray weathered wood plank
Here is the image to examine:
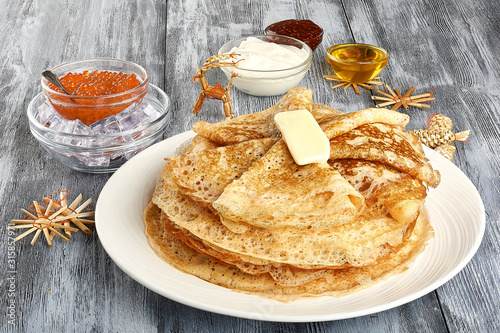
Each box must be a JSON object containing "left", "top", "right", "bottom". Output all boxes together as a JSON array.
[
  {"left": 344, "top": 1, "right": 500, "bottom": 332},
  {"left": 0, "top": 0, "right": 165, "bottom": 332}
]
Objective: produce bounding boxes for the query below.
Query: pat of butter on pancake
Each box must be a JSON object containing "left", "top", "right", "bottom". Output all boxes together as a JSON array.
[{"left": 274, "top": 109, "right": 330, "bottom": 165}]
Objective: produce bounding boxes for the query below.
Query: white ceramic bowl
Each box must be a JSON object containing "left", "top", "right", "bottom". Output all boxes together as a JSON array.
[{"left": 218, "top": 35, "right": 312, "bottom": 96}]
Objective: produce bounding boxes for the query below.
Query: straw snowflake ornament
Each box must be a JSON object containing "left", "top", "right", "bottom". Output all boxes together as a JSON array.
[
  {"left": 323, "top": 75, "right": 384, "bottom": 95},
  {"left": 7, "top": 191, "right": 95, "bottom": 247},
  {"left": 372, "top": 85, "right": 435, "bottom": 111}
]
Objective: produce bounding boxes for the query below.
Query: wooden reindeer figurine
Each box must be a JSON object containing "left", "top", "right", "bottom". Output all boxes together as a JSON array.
[{"left": 191, "top": 52, "right": 241, "bottom": 120}]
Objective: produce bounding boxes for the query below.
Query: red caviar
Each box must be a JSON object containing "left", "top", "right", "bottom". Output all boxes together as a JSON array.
[
  {"left": 46, "top": 70, "right": 147, "bottom": 125},
  {"left": 49, "top": 70, "right": 141, "bottom": 96}
]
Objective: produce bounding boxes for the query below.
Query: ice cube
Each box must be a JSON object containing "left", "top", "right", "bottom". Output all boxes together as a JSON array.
[
  {"left": 90, "top": 115, "right": 131, "bottom": 147},
  {"left": 75, "top": 152, "right": 110, "bottom": 167},
  {"left": 116, "top": 102, "right": 150, "bottom": 131},
  {"left": 47, "top": 115, "right": 75, "bottom": 135},
  {"left": 42, "top": 110, "right": 65, "bottom": 130},
  {"left": 37, "top": 102, "right": 70, "bottom": 142},
  {"left": 52, "top": 121, "right": 76, "bottom": 146},
  {"left": 72, "top": 119, "right": 93, "bottom": 136},
  {"left": 90, "top": 115, "right": 121, "bottom": 135},
  {"left": 64, "top": 119, "right": 94, "bottom": 147},
  {"left": 44, "top": 116, "right": 67, "bottom": 144},
  {"left": 141, "top": 102, "right": 162, "bottom": 122},
  {"left": 86, "top": 153, "right": 110, "bottom": 167},
  {"left": 37, "top": 101, "right": 57, "bottom": 126}
]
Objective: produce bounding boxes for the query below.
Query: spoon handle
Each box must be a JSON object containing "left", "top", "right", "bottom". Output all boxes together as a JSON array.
[{"left": 42, "top": 70, "right": 72, "bottom": 95}]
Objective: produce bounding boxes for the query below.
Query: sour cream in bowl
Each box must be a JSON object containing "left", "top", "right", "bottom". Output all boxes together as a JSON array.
[{"left": 218, "top": 35, "right": 312, "bottom": 96}]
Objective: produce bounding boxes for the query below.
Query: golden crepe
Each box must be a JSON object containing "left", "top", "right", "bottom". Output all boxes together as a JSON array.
[
  {"left": 185, "top": 135, "right": 221, "bottom": 154},
  {"left": 331, "top": 159, "right": 427, "bottom": 224},
  {"left": 212, "top": 140, "right": 365, "bottom": 229},
  {"left": 153, "top": 185, "right": 412, "bottom": 268},
  {"left": 165, "top": 138, "right": 277, "bottom": 204},
  {"left": 144, "top": 202, "right": 433, "bottom": 301},
  {"left": 329, "top": 123, "right": 440, "bottom": 187},
  {"left": 319, "top": 107, "right": 410, "bottom": 139},
  {"left": 144, "top": 87, "right": 438, "bottom": 301}
]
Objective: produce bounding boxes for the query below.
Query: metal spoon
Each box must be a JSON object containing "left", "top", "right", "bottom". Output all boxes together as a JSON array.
[{"left": 42, "top": 70, "right": 72, "bottom": 95}]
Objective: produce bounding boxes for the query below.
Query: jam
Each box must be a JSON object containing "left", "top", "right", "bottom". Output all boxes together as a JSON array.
[
  {"left": 265, "top": 19, "right": 323, "bottom": 51},
  {"left": 46, "top": 70, "right": 145, "bottom": 125}
]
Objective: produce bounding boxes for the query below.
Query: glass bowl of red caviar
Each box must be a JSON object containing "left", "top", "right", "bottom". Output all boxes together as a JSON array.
[
  {"left": 41, "top": 58, "right": 149, "bottom": 126},
  {"left": 29, "top": 78, "right": 171, "bottom": 173},
  {"left": 265, "top": 19, "right": 324, "bottom": 52}
]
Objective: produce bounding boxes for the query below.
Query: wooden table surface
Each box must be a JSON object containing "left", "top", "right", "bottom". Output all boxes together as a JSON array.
[{"left": 1, "top": 0, "right": 499, "bottom": 332}]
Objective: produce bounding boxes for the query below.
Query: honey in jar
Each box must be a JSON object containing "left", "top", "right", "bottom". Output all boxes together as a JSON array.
[{"left": 326, "top": 44, "right": 388, "bottom": 83}]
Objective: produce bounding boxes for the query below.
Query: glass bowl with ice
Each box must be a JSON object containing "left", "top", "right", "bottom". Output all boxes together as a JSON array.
[{"left": 29, "top": 58, "right": 171, "bottom": 173}]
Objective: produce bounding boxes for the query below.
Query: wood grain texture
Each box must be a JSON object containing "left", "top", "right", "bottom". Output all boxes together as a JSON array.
[
  {"left": 343, "top": 1, "right": 500, "bottom": 332},
  {"left": 0, "top": 0, "right": 499, "bottom": 332}
]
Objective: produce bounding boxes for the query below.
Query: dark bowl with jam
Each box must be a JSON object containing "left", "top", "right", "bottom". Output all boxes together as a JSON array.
[{"left": 265, "top": 19, "right": 324, "bottom": 51}]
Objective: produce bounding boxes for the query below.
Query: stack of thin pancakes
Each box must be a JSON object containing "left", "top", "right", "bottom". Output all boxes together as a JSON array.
[{"left": 143, "top": 87, "right": 440, "bottom": 301}]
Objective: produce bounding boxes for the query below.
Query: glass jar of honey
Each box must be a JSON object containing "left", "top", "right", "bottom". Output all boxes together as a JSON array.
[{"left": 326, "top": 43, "right": 388, "bottom": 83}]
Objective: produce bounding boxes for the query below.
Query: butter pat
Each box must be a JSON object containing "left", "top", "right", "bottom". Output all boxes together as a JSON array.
[{"left": 274, "top": 109, "right": 330, "bottom": 165}]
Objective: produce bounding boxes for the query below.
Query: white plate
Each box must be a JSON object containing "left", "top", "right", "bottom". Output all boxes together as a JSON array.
[{"left": 96, "top": 130, "right": 485, "bottom": 322}]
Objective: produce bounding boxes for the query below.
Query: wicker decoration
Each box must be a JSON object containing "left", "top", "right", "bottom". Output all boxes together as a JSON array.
[
  {"left": 7, "top": 191, "right": 95, "bottom": 247},
  {"left": 434, "top": 144, "right": 456, "bottom": 161},
  {"left": 323, "top": 75, "right": 384, "bottom": 95},
  {"left": 409, "top": 114, "right": 470, "bottom": 161},
  {"left": 372, "top": 85, "right": 435, "bottom": 111}
]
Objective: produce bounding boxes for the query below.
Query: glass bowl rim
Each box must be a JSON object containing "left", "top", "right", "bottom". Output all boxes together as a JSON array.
[
  {"left": 218, "top": 35, "right": 313, "bottom": 73},
  {"left": 326, "top": 43, "right": 389, "bottom": 65},
  {"left": 27, "top": 83, "right": 170, "bottom": 142},
  {"left": 220, "top": 61, "right": 311, "bottom": 81},
  {"left": 40, "top": 57, "right": 150, "bottom": 100}
]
